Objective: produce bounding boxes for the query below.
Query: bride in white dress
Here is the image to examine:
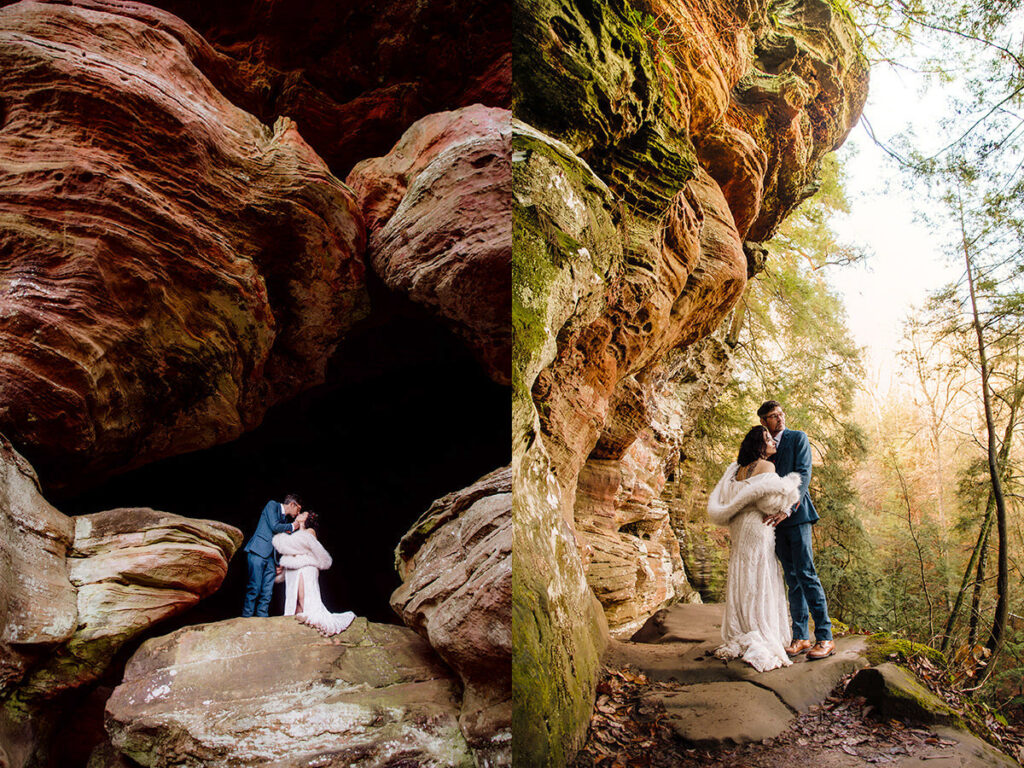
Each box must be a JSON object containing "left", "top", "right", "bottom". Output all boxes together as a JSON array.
[
  {"left": 273, "top": 512, "right": 355, "bottom": 635},
  {"left": 707, "top": 425, "right": 802, "bottom": 672}
]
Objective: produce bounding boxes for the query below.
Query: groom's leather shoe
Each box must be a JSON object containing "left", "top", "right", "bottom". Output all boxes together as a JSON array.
[
  {"left": 785, "top": 639, "right": 813, "bottom": 656},
  {"left": 807, "top": 640, "right": 835, "bottom": 660}
]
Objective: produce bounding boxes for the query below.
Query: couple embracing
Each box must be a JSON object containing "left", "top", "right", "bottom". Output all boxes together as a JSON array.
[
  {"left": 241, "top": 493, "right": 355, "bottom": 635},
  {"left": 707, "top": 400, "right": 834, "bottom": 672}
]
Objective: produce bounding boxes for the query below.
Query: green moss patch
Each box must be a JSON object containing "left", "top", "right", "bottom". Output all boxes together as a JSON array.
[{"left": 865, "top": 632, "right": 948, "bottom": 668}]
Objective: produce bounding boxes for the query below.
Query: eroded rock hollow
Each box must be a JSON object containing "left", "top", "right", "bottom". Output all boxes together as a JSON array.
[{"left": 512, "top": 0, "right": 868, "bottom": 762}]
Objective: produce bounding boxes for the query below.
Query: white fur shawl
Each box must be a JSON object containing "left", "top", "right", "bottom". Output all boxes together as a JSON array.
[
  {"left": 707, "top": 463, "right": 802, "bottom": 526},
  {"left": 272, "top": 529, "right": 332, "bottom": 571}
]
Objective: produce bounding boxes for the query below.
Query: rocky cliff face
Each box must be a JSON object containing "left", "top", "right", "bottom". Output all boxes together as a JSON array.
[
  {"left": 0, "top": 437, "right": 241, "bottom": 768},
  {"left": 512, "top": 0, "right": 867, "bottom": 762},
  {"left": 0, "top": 0, "right": 369, "bottom": 493}
]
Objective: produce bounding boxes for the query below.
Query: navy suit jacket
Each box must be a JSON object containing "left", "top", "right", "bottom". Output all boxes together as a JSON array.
[
  {"left": 772, "top": 429, "right": 819, "bottom": 527},
  {"left": 243, "top": 500, "right": 294, "bottom": 558}
]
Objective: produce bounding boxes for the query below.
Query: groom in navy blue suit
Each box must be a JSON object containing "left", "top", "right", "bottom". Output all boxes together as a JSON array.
[
  {"left": 759, "top": 401, "right": 834, "bottom": 660},
  {"left": 242, "top": 493, "right": 306, "bottom": 617}
]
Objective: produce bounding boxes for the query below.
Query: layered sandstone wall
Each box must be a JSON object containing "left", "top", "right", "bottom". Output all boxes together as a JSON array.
[{"left": 512, "top": 0, "right": 868, "bottom": 762}]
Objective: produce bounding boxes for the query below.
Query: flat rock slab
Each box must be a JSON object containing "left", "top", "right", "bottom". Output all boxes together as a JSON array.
[
  {"left": 649, "top": 681, "right": 794, "bottom": 745},
  {"left": 614, "top": 603, "right": 871, "bottom": 745},
  {"left": 618, "top": 604, "right": 868, "bottom": 712},
  {"left": 895, "top": 726, "right": 1019, "bottom": 768},
  {"left": 104, "top": 616, "right": 473, "bottom": 767}
]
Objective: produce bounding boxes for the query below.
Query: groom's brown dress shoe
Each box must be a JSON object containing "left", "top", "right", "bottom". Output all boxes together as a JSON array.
[
  {"left": 807, "top": 640, "right": 835, "bottom": 660},
  {"left": 785, "top": 639, "right": 813, "bottom": 656}
]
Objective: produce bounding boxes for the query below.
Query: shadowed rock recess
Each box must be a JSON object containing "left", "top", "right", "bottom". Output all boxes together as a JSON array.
[
  {"left": 0, "top": 0, "right": 511, "bottom": 766},
  {"left": 512, "top": 0, "right": 868, "bottom": 763}
]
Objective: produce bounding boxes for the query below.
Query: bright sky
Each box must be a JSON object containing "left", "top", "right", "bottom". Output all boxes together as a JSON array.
[{"left": 828, "top": 61, "right": 961, "bottom": 391}]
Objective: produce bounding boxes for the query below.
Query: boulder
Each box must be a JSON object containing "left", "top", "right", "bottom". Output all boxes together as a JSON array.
[
  {"left": 16, "top": 507, "right": 242, "bottom": 699},
  {"left": 845, "top": 663, "right": 963, "bottom": 727},
  {"left": 103, "top": 617, "right": 473, "bottom": 768},
  {"left": 0, "top": 438, "right": 242, "bottom": 768},
  {"left": 0, "top": 0, "right": 369, "bottom": 493},
  {"left": 348, "top": 106, "right": 512, "bottom": 385},
  {"left": 0, "top": 435, "right": 76, "bottom": 699},
  {"left": 392, "top": 466, "right": 512, "bottom": 766}
]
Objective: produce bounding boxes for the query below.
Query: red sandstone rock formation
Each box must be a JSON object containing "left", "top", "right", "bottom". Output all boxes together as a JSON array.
[
  {"left": 0, "top": 1, "right": 369, "bottom": 491},
  {"left": 348, "top": 106, "right": 512, "bottom": 385},
  {"left": 513, "top": 0, "right": 868, "bottom": 761},
  {"left": 0, "top": 436, "right": 241, "bottom": 766},
  {"left": 34, "top": 0, "right": 511, "bottom": 177},
  {"left": 391, "top": 466, "right": 512, "bottom": 765}
]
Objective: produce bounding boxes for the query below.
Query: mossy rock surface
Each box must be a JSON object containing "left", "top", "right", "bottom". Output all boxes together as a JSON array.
[
  {"left": 845, "top": 663, "right": 964, "bottom": 729},
  {"left": 865, "top": 632, "right": 948, "bottom": 667}
]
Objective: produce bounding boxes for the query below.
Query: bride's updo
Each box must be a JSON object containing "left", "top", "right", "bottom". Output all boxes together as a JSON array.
[
  {"left": 304, "top": 511, "right": 320, "bottom": 532},
  {"left": 737, "top": 426, "right": 770, "bottom": 467}
]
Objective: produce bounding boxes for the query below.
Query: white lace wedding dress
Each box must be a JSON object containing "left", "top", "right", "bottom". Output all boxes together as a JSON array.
[
  {"left": 272, "top": 529, "right": 355, "bottom": 635},
  {"left": 707, "top": 463, "right": 802, "bottom": 672}
]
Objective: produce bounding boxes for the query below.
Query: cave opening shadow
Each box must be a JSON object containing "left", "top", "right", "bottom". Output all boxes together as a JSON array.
[{"left": 61, "top": 309, "right": 511, "bottom": 634}]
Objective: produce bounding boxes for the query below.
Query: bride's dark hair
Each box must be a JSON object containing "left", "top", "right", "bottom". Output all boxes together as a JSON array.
[
  {"left": 304, "top": 511, "right": 319, "bottom": 532},
  {"left": 737, "top": 426, "right": 770, "bottom": 467}
]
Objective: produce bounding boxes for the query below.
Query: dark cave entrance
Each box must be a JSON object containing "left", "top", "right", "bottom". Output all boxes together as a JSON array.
[{"left": 59, "top": 292, "right": 510, "bottom": 630}]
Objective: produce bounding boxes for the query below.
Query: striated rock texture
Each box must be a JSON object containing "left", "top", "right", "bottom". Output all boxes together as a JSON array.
[
  {"left": 512, "top": 122, "right": 616, "bottom": 766},
  {"left": 0, "top": 437, "right": 77, "bottom": 705},
  {"left": 393, "top": 466, "right": 512, "bottom": 765},
  {"left": 0, "top": 0, "right": 369, "bottom": 493},
  {"left": 576, "top": 339, "right": 728, "bottom": 636},
  {"left": 51, "top": 0, "right": 513, "bottom": 177},
  {"left": 392, "top": 466, "right": 512, "bottom": 767},
  {"left": 100, "top": 617, "right": 473, "bottom": 768},
  {"left": 347, "top": 105, "right": 512, "bottom": 385},
  {"left": 0, "top": 437, "right": 241, "bottom": 768},
  {"left": 512, "top": 0, "right": 867, "bottom": 762}
]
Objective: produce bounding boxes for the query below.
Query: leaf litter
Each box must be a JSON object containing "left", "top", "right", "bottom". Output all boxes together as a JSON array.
[{"left": 570, "top": 664, "right": 1023, "bottom": 767}]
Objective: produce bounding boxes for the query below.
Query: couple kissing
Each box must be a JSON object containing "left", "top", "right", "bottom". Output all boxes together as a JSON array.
[
  {"left": 707, "top": 400, "right": 834, "bottom": 672},
  {"left": 240, "top": 494, "right": 355, "bottom": 636}
]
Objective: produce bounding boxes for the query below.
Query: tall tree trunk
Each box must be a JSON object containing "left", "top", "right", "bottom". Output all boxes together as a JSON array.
[
  {"left": 967, "top": 508, "right": 992, "bottom": 648},
  {"left": 939, "top": 382, "right": 1019, "bottom": 652},
  {"left": 958, "top": 194, "right": 1009, "bottom": 667},
  {"left": 942, "top": 496, "right": 994, "bottom": 652}
]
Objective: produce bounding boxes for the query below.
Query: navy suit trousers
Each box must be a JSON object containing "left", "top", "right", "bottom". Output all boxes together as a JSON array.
[
  {"left": 242, "top": 551, "right": 277, "bottom": 617},
  {"left": 775, "top": 523, "right": 832, "bottom": 641}
]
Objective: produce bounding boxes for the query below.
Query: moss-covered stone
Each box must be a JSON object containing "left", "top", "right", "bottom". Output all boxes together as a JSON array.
[
  {"left": 845, "top": 663, "right": 964, "bottom": 728},
  {"left": 512, "top": 121, "right": 624, "bottom": 445},
  {"left": 513, "top": 0, "right": 657, "bottom": 155},
  {"left": 513, "top": 442, "right": 609, "bottom": 768},
  {"left": 865, "top": 632, "right": 948, "bottom": 668},
  {"left": 512, "top": 122, "right": 619, "bottom": 765}
]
